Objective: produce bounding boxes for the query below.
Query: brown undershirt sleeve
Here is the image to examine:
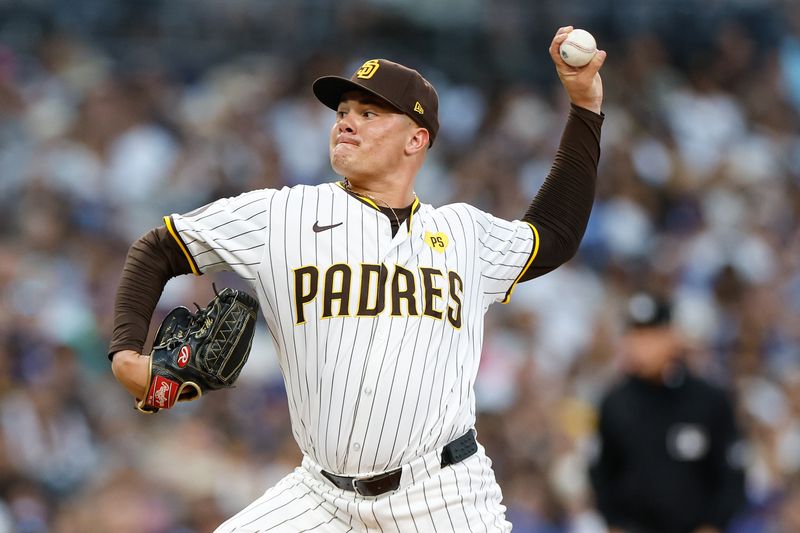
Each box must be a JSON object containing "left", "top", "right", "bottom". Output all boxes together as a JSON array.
[
  {"left": 107, "top": 223, "right": 196, "bottom": 360},
  {"left": 520, "top": 104, "right": 603, "bottom": 281}
]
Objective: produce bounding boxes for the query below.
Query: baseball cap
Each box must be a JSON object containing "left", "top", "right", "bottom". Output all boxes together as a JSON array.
[
  {"left": 312, "top": 59, "right": 440, "bottom": 146},
  {"left": 625, "top": 291, "right": 672, "bottom": 329}
]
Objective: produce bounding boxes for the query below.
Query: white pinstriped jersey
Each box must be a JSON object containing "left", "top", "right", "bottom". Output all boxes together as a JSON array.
[{"left": 169, "top": 181, "right": 538, "bottom": 476}]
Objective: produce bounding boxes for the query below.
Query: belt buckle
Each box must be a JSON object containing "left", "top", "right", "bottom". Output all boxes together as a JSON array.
[
  {"left": 351, "top": 477, "right": 364, "bottom": 496},
  {"left": 350, "top": 474, "right": 373, "bottom": 497},
  {"left": 350, "top": 469, "right": 400, "bottom": 497}
]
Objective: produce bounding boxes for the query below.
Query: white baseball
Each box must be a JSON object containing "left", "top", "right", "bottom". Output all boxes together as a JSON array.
[{"left": 559, "top": 29, "right": 597, "bottom": 67}]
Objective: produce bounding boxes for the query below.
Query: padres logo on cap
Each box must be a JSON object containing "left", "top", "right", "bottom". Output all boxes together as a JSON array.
[{"left": 356, "top": 59, "right": 381, "bottom": 79}]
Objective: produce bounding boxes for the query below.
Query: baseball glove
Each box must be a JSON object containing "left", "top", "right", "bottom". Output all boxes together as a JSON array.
[{"left": 136, "top": 286, "right": 259, "bottom": 413}]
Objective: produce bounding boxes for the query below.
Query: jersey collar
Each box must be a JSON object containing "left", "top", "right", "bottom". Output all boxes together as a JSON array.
[{"left": 335, "top": 180, "right": 421, "bottom": 234}]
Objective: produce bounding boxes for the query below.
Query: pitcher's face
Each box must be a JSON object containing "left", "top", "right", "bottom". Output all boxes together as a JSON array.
[{"left": 330, "top": 91, "right": 419, "bottom": 179}]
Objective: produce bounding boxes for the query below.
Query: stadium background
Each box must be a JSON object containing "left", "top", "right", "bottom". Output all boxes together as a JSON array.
[{"left": 0, "top": 0, "right": 799, "bottom": 531}]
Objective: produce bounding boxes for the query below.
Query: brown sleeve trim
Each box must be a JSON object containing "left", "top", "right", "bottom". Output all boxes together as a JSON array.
[
  {"left": 501, "top": 222, "right": 540, "bottom": 304},
  {"left": 164, "top": 215, "right": 201, "bottom": 276}
]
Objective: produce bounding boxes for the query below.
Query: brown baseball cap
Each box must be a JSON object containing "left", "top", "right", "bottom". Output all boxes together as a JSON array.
[{"left": 313, "top": 59, "right": 439, "bottom": 146}]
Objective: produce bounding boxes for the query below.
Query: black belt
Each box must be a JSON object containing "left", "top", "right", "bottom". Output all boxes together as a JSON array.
[{"left": 321, "top": 429, "right": 478, "bottom": 497}]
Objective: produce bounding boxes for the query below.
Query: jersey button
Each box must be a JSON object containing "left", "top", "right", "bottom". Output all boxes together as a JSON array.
[
  {"left": 363, "top": 386, "right": 373, "bottom": 396},
  {"left": 352, "top": 442, "right": 361, "bottom": 451}
]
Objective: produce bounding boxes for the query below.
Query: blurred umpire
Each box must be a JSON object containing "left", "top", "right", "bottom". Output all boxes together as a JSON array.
[{"left": 589, "top": 292, "right": 747, "bottom": 533}]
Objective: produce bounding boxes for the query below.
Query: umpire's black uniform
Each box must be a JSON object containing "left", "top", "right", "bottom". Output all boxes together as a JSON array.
[{"left": 589, "top": 366, "right": 747, "bottom": 533}]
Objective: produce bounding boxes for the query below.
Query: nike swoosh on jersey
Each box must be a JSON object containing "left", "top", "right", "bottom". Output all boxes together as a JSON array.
[{"left": 312, "top": 221, "right": 343, "bottom": 233}]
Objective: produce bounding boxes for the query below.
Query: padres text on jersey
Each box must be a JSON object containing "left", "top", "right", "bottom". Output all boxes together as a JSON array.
[{"left": 292, "top": 262, "right": 463, "bottom": 328}]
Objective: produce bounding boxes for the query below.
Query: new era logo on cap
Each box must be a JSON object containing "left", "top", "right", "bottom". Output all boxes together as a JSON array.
[{"left": 312, "top": 59, "right": 440, "bottom": 146}]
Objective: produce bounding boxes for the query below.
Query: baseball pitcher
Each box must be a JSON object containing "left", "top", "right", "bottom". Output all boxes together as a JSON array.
[{"left": 109, "top": 27, "right": 606, "bottom": 531}]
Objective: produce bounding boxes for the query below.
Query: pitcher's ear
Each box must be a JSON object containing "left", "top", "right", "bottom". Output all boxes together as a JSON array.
[{"left": 406, "top": 127, "right": 429, "bottom": 155}]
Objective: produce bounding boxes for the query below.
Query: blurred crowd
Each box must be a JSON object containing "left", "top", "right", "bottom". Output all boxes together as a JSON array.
[{"left": 0, "top": 0, "right": 799, "bottom": 531}]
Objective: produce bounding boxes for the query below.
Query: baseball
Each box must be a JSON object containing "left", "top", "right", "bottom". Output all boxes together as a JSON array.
[{"left": 559, "top": 29, "right": 597, "bottom": 67}]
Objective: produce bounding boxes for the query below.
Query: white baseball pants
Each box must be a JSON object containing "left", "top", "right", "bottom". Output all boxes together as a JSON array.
[{"left": 214, "top": 443, "right": 512, "bottom": 532}]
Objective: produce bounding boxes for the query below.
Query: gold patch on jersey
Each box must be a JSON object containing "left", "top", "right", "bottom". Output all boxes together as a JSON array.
[
  {"left": 424, "top": 231, "right": 449, "bottom": 253},
  {"left": 356, "top": 59, "right": 381, "bottom": 79}
]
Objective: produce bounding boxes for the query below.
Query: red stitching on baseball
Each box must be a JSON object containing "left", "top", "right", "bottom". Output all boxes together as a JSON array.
[{"left": 564, "top": 41, "right": 594, "bottom": 54}]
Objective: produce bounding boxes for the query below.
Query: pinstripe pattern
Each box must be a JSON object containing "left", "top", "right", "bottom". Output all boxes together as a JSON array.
[
  {"left": 215, "top": 446, "right": 510, "bottom": 532},
  {"left": 172, "top": 183, "right": 531, "bottom": 531}
]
